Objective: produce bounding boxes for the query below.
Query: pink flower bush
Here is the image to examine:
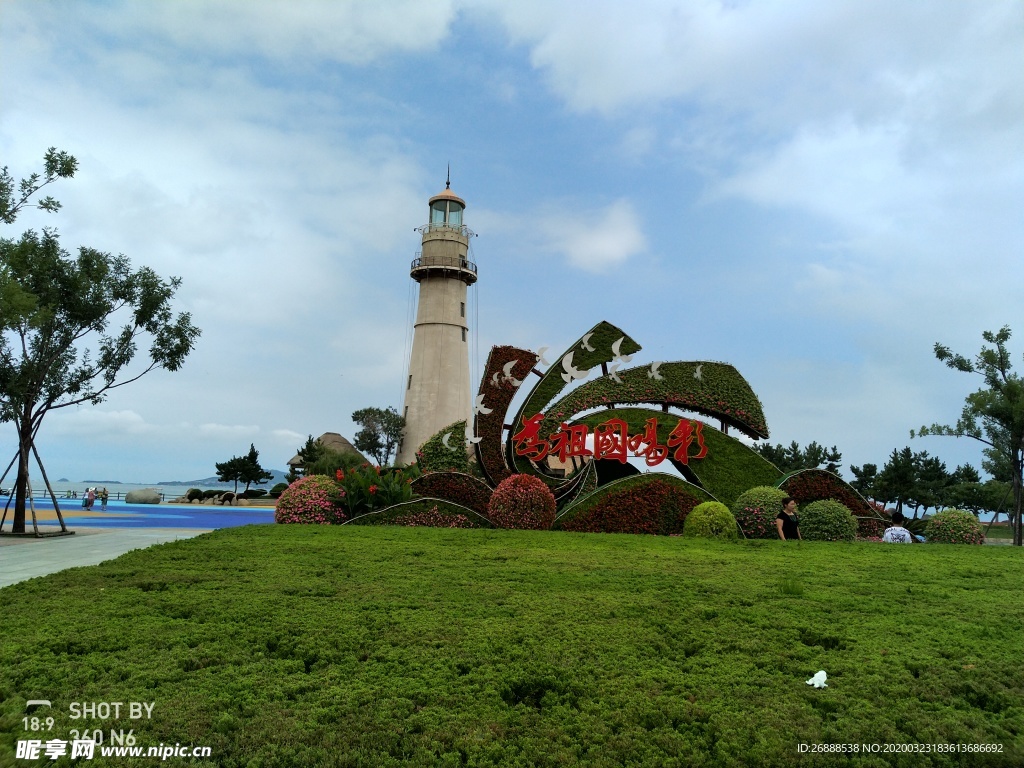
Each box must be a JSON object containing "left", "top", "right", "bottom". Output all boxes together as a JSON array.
[
  {"left": 275, "top": 475, "right": 346, "bottom": 525},
  {"left": 487, "top": 474, "right": 556, "bottom": 530},
  {"left": 924, "top": 508, "right": 985, "bottom": 545}
]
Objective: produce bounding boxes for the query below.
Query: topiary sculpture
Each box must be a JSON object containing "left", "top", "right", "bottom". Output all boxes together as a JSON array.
[
  {"left": 275, "top": 475, "right": 345, "bottom": 525},
  {"left": 924, "top": 508, "right": 984, "bottom": 545},
  {"left": 731, "top": 486, "right": 788, "bottom": 539},
  {"left": 682, "top": 501, "right": 739, "bottom": 540},
  {"left": 487, "top": 474, "right": 556, "bottom": 530},
  {"left": 800, "top": 499, "right": 857, "bottom": 542}
]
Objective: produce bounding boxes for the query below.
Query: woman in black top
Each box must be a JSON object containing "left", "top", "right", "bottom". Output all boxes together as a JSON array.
[{"left": 776, "top": 497, "right": 802, "bottom": 541}]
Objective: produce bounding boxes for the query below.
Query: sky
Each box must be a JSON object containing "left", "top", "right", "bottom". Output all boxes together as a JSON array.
[{"left": 1, "top": 0, "right": 1022, "bottom": 484}]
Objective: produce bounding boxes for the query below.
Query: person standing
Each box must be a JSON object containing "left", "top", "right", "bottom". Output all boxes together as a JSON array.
[
  {"left": 100, "top": 487, "right": 109, "bottom": 510},
  {"left": 882, "top": 511, "right": 914, "bottom": 543},
  {"left": 776, "top": 497, "right": 802, "bottom": 541},
  {"left": 86, "top": 487, "right": 95, "bottom": 510}
]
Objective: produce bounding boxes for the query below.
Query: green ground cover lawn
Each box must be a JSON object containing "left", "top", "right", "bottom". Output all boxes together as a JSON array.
[{"left": 2, "top": 527, "right": 1022, "bottom": 767}]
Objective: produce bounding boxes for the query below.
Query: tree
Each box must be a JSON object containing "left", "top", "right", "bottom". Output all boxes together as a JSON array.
[
  {"left": 754, "top": 440, "right": 842, "bottom": 474},
  {"left": 352, "top": 406, "right": 405, "bottom": 466},
  {"left": 849, "top": 462, "right": 878, "bottom": 499},
  {"left": 0, "top": 149, "right": 200, "bottom": 533},
  {"left": 215, "top": 456, "right": 248, "bottom": 494},
  {"left": 239, "top": 443, "right": 273, "bottom": 492},
  {"left": 874, "top": 447, "right": 917, "bottom": 515},
  {"left": 285, "top": 434, "right": 326, "bottom": 482},
  {"left": 216, "top": 444, "right": 273, "bottom": 494},
  {"left": 912, "top": 327, "right": 1024, "bottom": 546}
]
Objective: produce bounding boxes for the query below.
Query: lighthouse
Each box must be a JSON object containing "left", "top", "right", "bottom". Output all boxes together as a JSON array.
[{"left": 396, "top": 179, "right": 476, "bottom": 466}]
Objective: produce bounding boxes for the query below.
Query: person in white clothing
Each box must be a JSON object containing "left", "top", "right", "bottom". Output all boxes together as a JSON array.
[{"left": 883, "top": 511, "right": 914, "bottom": 543}]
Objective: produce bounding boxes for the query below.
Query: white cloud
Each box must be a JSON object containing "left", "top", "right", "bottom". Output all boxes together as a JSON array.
[{"left": 539, "top": 199, "right": 647, "bottom": 273}]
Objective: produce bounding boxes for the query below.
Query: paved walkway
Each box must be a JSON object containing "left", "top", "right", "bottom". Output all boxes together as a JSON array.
[{"left": 0, "top": 527, "right": 211, "bottom": 589}]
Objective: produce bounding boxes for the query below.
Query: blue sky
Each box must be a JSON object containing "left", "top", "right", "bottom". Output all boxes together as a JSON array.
[{"left": 1, "top": 1, "right": 1022, "bottom": 483}]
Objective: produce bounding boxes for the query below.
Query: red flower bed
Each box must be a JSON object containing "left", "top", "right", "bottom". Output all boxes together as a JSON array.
[
  {"left": 559, "top": 478, "right": 702, "bottom": 535},
  {"left": 410, "top": 472, "right": 492, "bottom": 515},
  {"left": 778, "top": 469, "right": 876, "bottom": 517},
  {"left": 487, "top": 474, "right": 557, "bottom": 530}
]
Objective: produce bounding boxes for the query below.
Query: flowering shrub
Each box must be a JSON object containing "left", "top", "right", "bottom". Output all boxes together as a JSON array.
[
  {"left": 857, "top": 517, "right": 887, "bottom": 539},
  {"left": 335, "top": 464, "right": 414, "bottom": 519},
  {"left": 410, "top": 472, "right": 492, "bottom": 514},
  {"left": 683, "top": 501, "right": 739, "bottom": 540},
  {"left": 924, "top": 508, "right": 985, "bottom": 545},
  {"left": 394, "top": 506, "right": 477, "bottom": 528},
  {"left": 488, "top": 474, "right": 557, "bottom": 530},
  {"left": 800, "top": 500, "right": 858, "bottom": 542},
  {"left": 418, "top": 421, "right": 470, "bottom": 474},
  {"left": 730, "top": 486, "right": 788, "bottom": 539},
  {"left": 475, "top": 346, "right": 538, "bottom": 485},
  {"left": 556, "top": 475, "right": 709, "bottom": 535},
  {"left": 275, "top": 475, "right": 345, "bottom": 525}
]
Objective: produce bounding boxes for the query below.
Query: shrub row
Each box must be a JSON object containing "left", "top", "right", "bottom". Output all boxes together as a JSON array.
[{"left": 410, "top": 471, "right": 492, "bottom": 515}]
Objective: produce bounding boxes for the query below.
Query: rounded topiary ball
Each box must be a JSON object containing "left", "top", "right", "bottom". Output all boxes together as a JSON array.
[
  {"left": 924, "top": 508, "right": 984, "bottom": 544},
  {"left": 275, "top": 475, "right": 345, "bottom": 525},
  {"left": 487, "top": 474, "right": 556, "bottom": 530},
  {"left": 800, "top": 499, "right": 857, "bottom": 542},
  {"left": 731, "top": 486, "right": 788, "bottom": 539},
  {"left": 682, "top": 501, "right": 739, "bottom": 540}
]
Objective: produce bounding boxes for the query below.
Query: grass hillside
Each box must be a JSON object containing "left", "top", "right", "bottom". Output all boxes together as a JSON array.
[{"left": 2, "top": 526, "right": 1022, "bottom": 767}]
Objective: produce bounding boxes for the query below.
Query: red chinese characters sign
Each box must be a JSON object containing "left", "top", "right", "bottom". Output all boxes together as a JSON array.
[{"left": 512, "top": 414, "right": 708, "bottom": 467}]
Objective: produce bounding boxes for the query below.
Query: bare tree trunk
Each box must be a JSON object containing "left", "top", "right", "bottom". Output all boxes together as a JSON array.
[{"left": 13, "top": 419, "right": 32, "bottom": 534}]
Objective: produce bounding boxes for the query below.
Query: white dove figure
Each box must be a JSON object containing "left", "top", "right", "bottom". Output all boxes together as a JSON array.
[
  {"left": 501, "top": 360, "right": 524, "bottom": 387},
  {"left": 580, "top": 332, "right": 596, "bottom": 352},
  {"left": 491, "top": 372, "right": 502, "bottom": 387},
  {"left": 806, "top": 671, "right": 828, "bottom": 688},
  {"left": 473, "top": 394, "right": 493, "bottom": 416},
  {"left": 694, "top": 364, "right": 703, "bottom": 381},
  {"left": 440, "top": 432, "right": 459, "bottom": 451},
  {"left": 608, "top": 363, "right": 623, "bottom": 384},
  {"left": 648, "top": 361, "right": 664, "bottom": 381},
  {"left": 560, "top": 351, "right": 589, "bottom": 383},
  {"left": 611, "top": 336, "right": 633, "bottom": 363},
  {"left": 465, "top": 425, "right": 482, "bottom": 445},
  {"left": 536, "top": 346, "right": 551, "bottom": 366}
]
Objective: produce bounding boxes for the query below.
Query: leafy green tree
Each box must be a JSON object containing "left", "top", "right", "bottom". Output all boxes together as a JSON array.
[
  {"left": 913, "top": 327, "right": 1024, "bottom": 546},
  {"left": 0, "top": 149, "right": 200, "bottom": 533},
  {"left": 352, "top": 406, "right": 405, "bottom": 466}
]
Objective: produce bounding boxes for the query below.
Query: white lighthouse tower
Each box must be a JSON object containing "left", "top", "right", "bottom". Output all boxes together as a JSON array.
[{"left": 396, "top": 178, "right": 476, "bottom": 466}]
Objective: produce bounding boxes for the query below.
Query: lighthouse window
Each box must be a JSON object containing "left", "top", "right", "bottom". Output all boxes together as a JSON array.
[
  {"left": 431, "top": 202, "right": 446, "bottom": 224},
  {"left": 407, "top": 375, "right": 412, "bottom": 390},
  {"left": 460, "top": 302, "right": 465, "bottom": 317},
  {"left": 448, "top": 205, "right": 462, "bottom": 227},
  {"left": 462, "top": 327, "right": 467, "bottom": 342}
]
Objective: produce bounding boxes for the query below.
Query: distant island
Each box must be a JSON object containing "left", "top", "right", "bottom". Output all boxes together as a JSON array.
[
  {"left": 80, "top": 480, "right": 124, "bottom": 484},
  {"left": 157, "top": 469, "right": 289, "bottom": 487}
]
